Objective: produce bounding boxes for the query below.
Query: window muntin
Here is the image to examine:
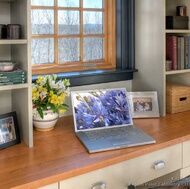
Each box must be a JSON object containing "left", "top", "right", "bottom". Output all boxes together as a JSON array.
[{"left": 31, "top": 0, "right": 115, "bottom": 75}]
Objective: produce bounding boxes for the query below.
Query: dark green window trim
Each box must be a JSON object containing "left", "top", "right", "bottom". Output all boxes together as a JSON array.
[{"left": 32, "top": 0, "right": 137, "bottom": 87}]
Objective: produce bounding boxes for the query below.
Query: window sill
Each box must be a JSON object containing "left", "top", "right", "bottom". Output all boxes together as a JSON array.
[{"left": 32, "top": 69, "right": 138, "bottom": 87}]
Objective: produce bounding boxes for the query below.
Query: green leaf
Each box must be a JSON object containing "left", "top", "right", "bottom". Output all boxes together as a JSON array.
[
  {"left": 37, "top": 107, "right": 44, "bottom": 119},
  {"left": 59, "top": 104, "right": 69, "bottom": 110},
  {"left": 48, "top": 103, "right": 58, "bottom": 113}
]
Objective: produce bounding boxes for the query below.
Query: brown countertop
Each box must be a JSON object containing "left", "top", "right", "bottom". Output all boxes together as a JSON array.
[{"left": 1, "top": 111, "right": 190, "bottom": 189}]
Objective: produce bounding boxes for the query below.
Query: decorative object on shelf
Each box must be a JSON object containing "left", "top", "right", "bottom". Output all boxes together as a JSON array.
[
  {"left": 0, "top": 61, "right": 15, "bottom": 71},
  {"left": 177, "top": 6, "right": 187, "bottom": 16},
  {"left": 0, "top": 24, "right": 6, "bottom": 39},
  {"left": 166, "top": 81, "right": 190, "bottom": 114},
  {"left": 32, "top": 74, "right": 70, "bottom": 131},
  {"left": 166, "top": 60, "right": 172, "bottom": 71},
  {"left": 0, "top": 111, "right": 21, "bottom": 150},
  {"left": 166, "top": 16, "right": 189, "bottom": 29},
  {"left": 6, "top": 24, "right": 21, "bottom": 39},
  {"left": 127, "top": 91, "right": 160, "bottom": 118},
  {"left": 166, "top": 6, "right": 189, "bottom": 29}
]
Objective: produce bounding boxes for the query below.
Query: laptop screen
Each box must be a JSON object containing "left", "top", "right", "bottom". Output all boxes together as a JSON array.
[{"left": 71, "top": 88, "right": 133, "bottom": 131}]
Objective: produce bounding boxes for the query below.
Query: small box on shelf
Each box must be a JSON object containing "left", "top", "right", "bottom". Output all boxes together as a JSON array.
[
  {"left": 166, "top": 60, "right": 172, "bottom": 71},
  {"left": 166, "top": 16, "right": 189, "bottom": 29},
  {"left": 166, "top": 82, "right": 190, "bottom": 114}
]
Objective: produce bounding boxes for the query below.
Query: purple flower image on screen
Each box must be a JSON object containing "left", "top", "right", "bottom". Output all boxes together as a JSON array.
[{"left": 73, "top": 89, "right": 132, "bottom": 130}]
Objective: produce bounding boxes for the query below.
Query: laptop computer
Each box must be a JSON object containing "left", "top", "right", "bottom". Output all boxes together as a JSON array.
[{"left": 71, "top": 88, "right": 156, "bottom": 153}]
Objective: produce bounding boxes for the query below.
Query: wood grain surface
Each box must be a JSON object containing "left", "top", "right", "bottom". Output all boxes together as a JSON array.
[{"left": 1, "top": 112, "right": 190, "bottom": 189}]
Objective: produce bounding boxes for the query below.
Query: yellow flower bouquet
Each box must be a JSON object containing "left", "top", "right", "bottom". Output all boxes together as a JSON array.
[{"left": 32, "top": 74, "right": 70, "bottom": 119}]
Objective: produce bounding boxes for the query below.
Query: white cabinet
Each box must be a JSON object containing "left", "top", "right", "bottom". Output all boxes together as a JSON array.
[
  {"left": 181, "top": 140, "right": 190, "bottom": 178},
  {"left": 38, "top": 183, "right": 59, "bottom": 189},
  {"left": 59, "top": 144, "right": 182, "bottom": 189},
  {"left": 0, "top": 0, "right": 33, "bottom": 147}
]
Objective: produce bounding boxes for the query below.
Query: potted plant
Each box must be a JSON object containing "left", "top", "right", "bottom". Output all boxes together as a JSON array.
[{"left": 32, "top": 74, "right": 70, "bottom": 131}]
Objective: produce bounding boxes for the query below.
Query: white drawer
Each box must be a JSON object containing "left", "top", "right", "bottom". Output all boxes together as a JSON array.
[
  {"left": 183, "top": 140, "right": 190, "bottom": 168},
  {"left": 60, "top": 144, "right": 182, "bottom": 189},
  {"left": 38, "top": 183, "right": 59, "bottom": 189},
  {"left": 123, "top": 143, "right": 182, "bottom": 185}
]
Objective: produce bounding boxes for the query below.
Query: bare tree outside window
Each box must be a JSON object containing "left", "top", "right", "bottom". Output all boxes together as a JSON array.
[{"left": 31, "top": 0, "right": 116, "bottom": 75}]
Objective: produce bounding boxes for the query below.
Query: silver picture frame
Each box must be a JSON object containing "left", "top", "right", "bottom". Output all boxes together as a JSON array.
[{"left": 127, "top": 91, "right": 160, "bottom": 118}]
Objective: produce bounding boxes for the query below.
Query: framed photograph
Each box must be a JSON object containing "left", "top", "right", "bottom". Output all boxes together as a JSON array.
[
  {"left": 0, "top": 111, "right": 21, "bottom": 150},
  {"left": 127, "top": 91, "right": 160, "bottom": 118}
]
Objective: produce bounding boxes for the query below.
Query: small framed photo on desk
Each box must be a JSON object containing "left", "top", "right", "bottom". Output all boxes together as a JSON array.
[
  {"left": 0, "top": 111, "right": 20, "bottom": 149},
  {"left": 127, "top": 91, "right": 160, "bottom": 118}
]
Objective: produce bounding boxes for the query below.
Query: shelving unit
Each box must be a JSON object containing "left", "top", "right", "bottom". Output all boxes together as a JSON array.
[
  {"left": 165, "top": 0, "right": 190, "bottom": 110},
  {"left": 134, "top": 0, "right": 190, "bottom": 116},
  {"left": 0, "top": 0, "right": 33, "bottom": 147}
]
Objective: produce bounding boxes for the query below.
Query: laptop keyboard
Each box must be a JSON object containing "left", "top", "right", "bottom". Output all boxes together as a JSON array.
[{"left": 84, "top": 125, "right": 141, "bottom": 140}]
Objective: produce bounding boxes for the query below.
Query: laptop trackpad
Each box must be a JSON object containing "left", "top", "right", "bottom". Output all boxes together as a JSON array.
[{"left": 112, "top": 138, "right": 131, "bottom": 146}]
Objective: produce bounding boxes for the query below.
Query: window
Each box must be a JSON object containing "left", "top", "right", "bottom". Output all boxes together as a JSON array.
[
  {"left": 31, "top": 0, "right": 136, "bottom": 86},
  {"left": 31, "top": 0, "right": 116, "bottom": 75}
]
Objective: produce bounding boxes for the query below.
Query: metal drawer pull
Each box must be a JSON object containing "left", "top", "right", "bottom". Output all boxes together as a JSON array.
[
  {"left": 90, "top": 181, "right": 106, "bottom": 189},
  {"left": 153, "top": 160, "right": 166, "bottom": 169}
]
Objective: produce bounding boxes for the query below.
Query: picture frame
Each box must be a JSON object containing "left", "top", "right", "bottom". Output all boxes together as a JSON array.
[
  {"left": 127, "top": 91, "right": 160, "bottom": 118},
  {"left": 0, "top": 111, "right": 21, "bottom": 150}
]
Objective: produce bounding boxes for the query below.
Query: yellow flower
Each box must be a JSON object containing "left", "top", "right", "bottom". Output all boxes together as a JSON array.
[
  {"left": 32, "top": 88, "right": 39, "bottom": 101},
  {"left": 59, "top": 109, "right": 66, "bottom": 114},
  {"left": 49, "top": 90, "right": 54, "bottom": 96},
  {"left": 49, "top": 94, "right": 59, "bottom": 105},
  {"left": 36, "top": 76, "right": 44, "bottom": 84},
  {"left": 57, "top": 96, "right": 64, "bottom": 105},
  {"left": 32, "top": 74, "right": 70, "bottom": 119}
]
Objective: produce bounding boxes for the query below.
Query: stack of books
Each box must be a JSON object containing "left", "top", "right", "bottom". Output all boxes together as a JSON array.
[
  {"left": 166, "top": 35, "right": 190, "bottom": 70},
  {"left": 0, "top": 67, "right": 27, "bottom": 85}
]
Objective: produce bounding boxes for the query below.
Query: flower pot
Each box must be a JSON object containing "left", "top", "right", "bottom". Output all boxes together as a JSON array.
[{"left": 33, "top": 109, "right": 59, "bottom": 131}]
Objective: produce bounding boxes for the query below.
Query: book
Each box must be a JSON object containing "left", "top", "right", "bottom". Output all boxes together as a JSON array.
[
  {"left": 0, "top": 80, "right": 26, "bottom": 86},
  {"left": 166, "top": 35, "right": 178, "bottom": 70},
  {"left": 188, "top": 36, "right": 190, "bottom": 69},
  {"left": 184, "top": 36, "right": 189, "bottom": 69},
  {"left": 0, "top": 77, "right": 26, "bottom": 83},
  {"left": 0, "top": 74, "right": 26, "bottom": 79},
  {"left": 180, "top": 36, "right": 185, "bottom": 69},
  {"left": 0, "top": 67, "right": 26, "bottom": 76},
  {"left": 177, "top": 36, "right": 181, "bottom": 70}
]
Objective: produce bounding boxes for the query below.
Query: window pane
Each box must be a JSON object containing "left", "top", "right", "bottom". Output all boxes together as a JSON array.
[
  {"left": 58, "top": 0, "right": 79, "bottom": 7},
  {"left": 31, "top": 0, "right": 54, "bottom": 6},
  {"left": 31, "top": 10, "right": 54, "bottom": 35},
  {"left": 32, "top": 38, "right": 54, "bottom": 64},
  {"left": 84, "top": 37, "right": 103, "bottom": 61},
  {"left": 59, "top": 38, "right": 80, "bottom": 62},
  {"left": 84, "top": 11, "right": 103, "bottom": 34},
  {"left": 58, "top": 10, "right": 80, "bottom": 35},
  {"left": 83, "top": 0, "right": 103, "bottom": 8}
]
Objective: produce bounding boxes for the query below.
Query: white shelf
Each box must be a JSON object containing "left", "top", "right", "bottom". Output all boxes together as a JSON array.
[
  {"left": 165, "top": 30, "right": 190, "bottom": 34},
  {"left": 0, "top": 83, "right": 28, "bottom": 91},
  {"left": 166, "top": 69, "right": 190, "bottom": 75},
  {"left": 0, "top": 39, "right": 27, "bottom": 45}
]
